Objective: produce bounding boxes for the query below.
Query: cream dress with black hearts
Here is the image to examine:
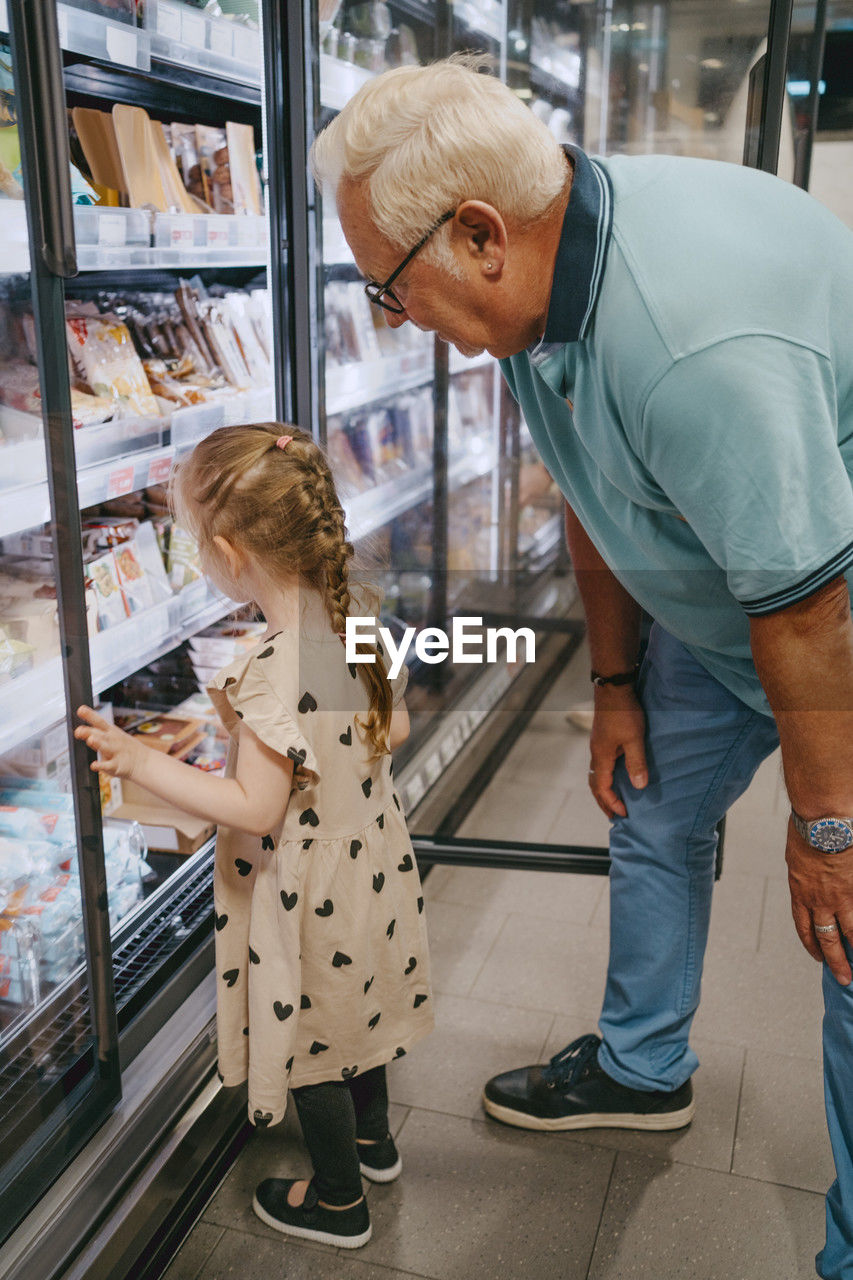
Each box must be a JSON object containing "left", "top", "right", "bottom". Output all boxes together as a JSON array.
[{"left": 207, "top": 620, "right": 433, "bottom": 1128}]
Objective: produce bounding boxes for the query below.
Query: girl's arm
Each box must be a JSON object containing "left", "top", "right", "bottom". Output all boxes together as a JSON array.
[
  {"left": 388, "top": 698, "right": 410, "bottom": 751},
  {"left": 76, "top": 706, "right": 293, "bottom": 837}
]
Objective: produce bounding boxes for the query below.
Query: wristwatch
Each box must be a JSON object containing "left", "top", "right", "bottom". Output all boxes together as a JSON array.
[{"left": 791, "top": 809, "right": 853, "bottom": 853}]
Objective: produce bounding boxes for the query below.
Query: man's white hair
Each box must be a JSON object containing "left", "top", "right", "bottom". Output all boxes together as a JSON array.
[{"left": 309, "top": 56, "right": 567, "bottom": 279}]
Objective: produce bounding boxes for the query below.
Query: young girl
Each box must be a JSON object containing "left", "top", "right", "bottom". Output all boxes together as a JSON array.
[{"left": 76, "top": 423, "right": 433, "bottom": 1249}]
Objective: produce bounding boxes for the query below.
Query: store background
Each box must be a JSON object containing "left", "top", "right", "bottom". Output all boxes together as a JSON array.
[{"left": 0, "top": 0, "right": 849, "bottom": 1276}]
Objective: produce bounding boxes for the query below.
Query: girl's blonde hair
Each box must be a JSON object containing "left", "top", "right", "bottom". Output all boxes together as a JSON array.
[
  {"left": 309, "top": 54, "right": 567, "bottom": 279},
  {"left": 172, "top": 423, "right": 392, "bottom": 756}
]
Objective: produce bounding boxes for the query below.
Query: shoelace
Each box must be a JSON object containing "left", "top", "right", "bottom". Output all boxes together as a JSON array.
[{"left": 542, "top": 1033, "right": 601, "bottom": 1089}]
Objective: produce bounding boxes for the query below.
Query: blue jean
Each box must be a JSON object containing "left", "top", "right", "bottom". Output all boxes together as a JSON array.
[{"left": 595, "top": 624, "right": 853, "bottom": 1279}]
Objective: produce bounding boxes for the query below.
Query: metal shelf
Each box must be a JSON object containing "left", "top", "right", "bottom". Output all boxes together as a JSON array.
[
  {"left": 319, "top": 54, "right": 374, "bottom": 112},
  {"left": 57, "top": 2, "right": 151, "bottom": 72},
  {"left": 145, "top": 0, "right": 261, "bottom": 88},
  {"left": 0, "top": 579, "right": 236, "bottom": 759},
  {"left": 74, "top": 209, "right": 268, "bottom": 273},
  {"left": 344, "top": 443, "right": 496, "bottom": 541},
  {"left": 326, "top": 349, "right": 434, "bottom": 415}
]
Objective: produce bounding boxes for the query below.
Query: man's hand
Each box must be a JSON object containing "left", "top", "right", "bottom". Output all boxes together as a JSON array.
[
  {"left": 588, "top": 685, "right": 649, "bottom": 819},
  {"left": 75, "top": 705, "right": 143, "bottom": 781},
  {"left": 786, "top": 819, "right": 853, "bottom": 985}
]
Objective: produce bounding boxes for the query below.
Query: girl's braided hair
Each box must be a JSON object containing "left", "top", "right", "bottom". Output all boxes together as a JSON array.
[{"left": 171, "top": 422, "right": 393, "bottom": 756}]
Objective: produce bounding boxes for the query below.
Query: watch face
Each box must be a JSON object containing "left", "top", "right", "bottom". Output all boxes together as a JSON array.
[{"left": 809, "top": 819, "right": 853, "bottom": 852}]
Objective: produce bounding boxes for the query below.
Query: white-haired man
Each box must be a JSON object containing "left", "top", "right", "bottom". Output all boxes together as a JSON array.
[{"left": 311, "top": 58, "right": 853, "bottom": 1279}]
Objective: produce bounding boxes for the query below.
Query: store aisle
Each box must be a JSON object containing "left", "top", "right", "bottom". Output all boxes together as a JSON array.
[{"left": 164, "top": 644, "right": 831, "bottom": 1280}]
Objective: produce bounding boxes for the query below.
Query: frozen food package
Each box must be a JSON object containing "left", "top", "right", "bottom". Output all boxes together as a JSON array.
[
  {"left": 167, "top": 524, "right": 203, "bottom": 590},
  {"left": 198, "top": 300, "right": 249, "bottom": 387},
  {"left": 66, "top": 311, "right": 160, "bottom": 419},
  {"left": 327, "top": 421, "right": 371, "bottom": 493},
  {"left": 0, "top": 628, "right": 35, "bottom": 683},
  {"left": 113, "top": 538, "right": 157, "bottom": 616},
  {"left": 132, "top": 520, "right": 173, "bottom": 603},
  {"left": 222, "top": 293, "right": 270, "bottom": 384},
  {"left": 225, "top": 121, "right": 262, "bottom": 216},
  {"left": 0, "top": 359, "right": 114, "bottom": 427},
  {"left": 195, "top": 125, "right": 233, "bottom": 214},
  {"left": 170, "top": 123, "right": 211, "bottom": 210},
  {"left": 86, "top": 551, "right": 130, "bottom": 630}
]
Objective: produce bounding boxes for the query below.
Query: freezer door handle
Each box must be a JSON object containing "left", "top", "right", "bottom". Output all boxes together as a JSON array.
[{"left": 10, "top": 0, "right": 78, "bottom": 277}]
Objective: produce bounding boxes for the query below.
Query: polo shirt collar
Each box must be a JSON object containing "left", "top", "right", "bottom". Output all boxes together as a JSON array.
[{"left": 531, "top": 144, "right": 614, "bottom": 362}]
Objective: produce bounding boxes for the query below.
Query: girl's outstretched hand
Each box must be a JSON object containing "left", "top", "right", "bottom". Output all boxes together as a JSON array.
[{"left": 75, "top": 706, "right": 142, "bottom": 780}]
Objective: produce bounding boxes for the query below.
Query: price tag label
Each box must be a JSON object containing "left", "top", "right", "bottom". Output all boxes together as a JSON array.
[
  {"left": 232, "top": 25, "right": 257, "bottom": 65},
  {"left": 106, "top": 25, "right": 138, "bottom": 66},
  {"left": 181, "top": 10, "right": 207, "bottom": 47},
  {"left": 98, "top": 213, "right": 127, "bottom": 247},
  {"left": 236, "top": 217, "right": 259, "bottom": 247},
  {"left": 168, "top": 217, "right": 194, "bottom": 247},
  {"left": 206, "top": 222, "right": 231, "bottom": 248},
  {"left": 155, "top": 1, "right": 182, "bottom": 40},
  {"left": 209, "top": 20, "right": 233, "bottom": 57},
  {"left": 146, "top": 454, "right": 174, "bottom": 486},
  {"left": 107, "top": 465, "right": 135, "bottom": 499}
]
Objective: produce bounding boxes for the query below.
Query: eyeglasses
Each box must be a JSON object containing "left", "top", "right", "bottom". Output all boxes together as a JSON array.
[{"left": 364, "top": 210, "right": 456, "bottom": 314}]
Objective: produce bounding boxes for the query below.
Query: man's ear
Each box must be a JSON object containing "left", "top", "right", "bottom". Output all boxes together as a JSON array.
[
  {"left": 454, "top": 200, "right": 507, "bottom": 275},
  {"left": 213, "top": 534, "right": 244, "bottom": 575}
]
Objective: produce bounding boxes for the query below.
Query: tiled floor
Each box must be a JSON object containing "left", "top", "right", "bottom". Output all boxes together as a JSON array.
[{"left": 165, "top": 644, "right": 832, "bottom": 1280}]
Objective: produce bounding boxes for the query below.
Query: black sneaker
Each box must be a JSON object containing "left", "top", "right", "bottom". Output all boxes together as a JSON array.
[
  {"left": 357, "top": 1134, "right": 402, "bottom": 1183},
  {"left": 483, "top": 1033, "right": 695, "bottom": 1132},
  {"left": 252, "top": 1178, "right": 372, "bottom": 1248}
]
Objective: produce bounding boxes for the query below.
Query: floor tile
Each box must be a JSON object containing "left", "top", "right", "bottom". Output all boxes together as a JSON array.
[
  {"left": 588, "top": 1152, "right": 825, "bottom": 1280},
  {"left": 162, "top": 1223, "right": 225, "bottom": 1280},
  {"left": 541, "top": 1017, "right": 746, "bottom": 1175},
  {"left": 758, "top": 876, "right": 815, "bottom": 963},
  {"left": 387, "top": 991, "right": 554, "bottom": 1120},
  {"left": 356, "top": 1108, "right": 614, "bottom": 1280},
  {"left": 422, "top": 898, "right": 508, "bottom": 998},
  {"left": 547, "top": 785, "right": 613, "bottom": 850},
  {"left": 705, "top": 871, "right": 767, "bottom": 954},
  {"left": 469, "top": 909, "right": 611, "bottom": 1017},
  {"left": 202, "top": 1119, "right": 317, "bottom": 1245},
  {"left": 733, "top": 1049, "right": 834, "bottom": 1195},
  {"left": 422, "top": 865, "right": 606, "bottom": 927},
  {"left": 456, "top": 774, "right": 566, "bottom": 843},
  {"left": 194, "top": 1226, "right": 421, "bottom": 1279}
]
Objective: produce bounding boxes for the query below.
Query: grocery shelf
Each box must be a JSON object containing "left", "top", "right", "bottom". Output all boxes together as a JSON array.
[
  {"left": 326, "top": 349, "right": 434, "bottom": 415},
  {"left": 73, "top": 208, "right": 268, "bottom": 272},
  {"left": 57, "top": 2, "right": 151, "bottom": 71},
  {"left": 452, "top": 0, "right": 504, "bottom": 44},
  {"left": 449, "top": 349, "right": 494, "bottom": 375},
  {"left": 0, "top": 580, "right": 236, "bottom": 759},
  {"left": 145, "top": 0, "right": 261, "bottom": 87},
  {"left": 0, "top": 200, "right": 30, "bottom": 277},
  {"left": 319, "top": 53, "right": 374, "bottom": 112},
  {"left": 322, "top": 218, "right": 355, "bottom": 267}
]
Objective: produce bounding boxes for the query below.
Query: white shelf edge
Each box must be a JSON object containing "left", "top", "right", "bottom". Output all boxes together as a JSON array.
[
  {"left": 326, "top": 351, "right": 434, "bottom": 416},
  {"left": 319, "top": 53, "right": 374, "bottom": 112}
]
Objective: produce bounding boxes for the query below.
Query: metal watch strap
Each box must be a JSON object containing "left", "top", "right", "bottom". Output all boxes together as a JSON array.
[{"left": 791, "top": 809, "right": 853, "bottom": 846}]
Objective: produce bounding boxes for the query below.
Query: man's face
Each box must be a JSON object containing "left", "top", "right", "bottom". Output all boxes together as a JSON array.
[{"left": 336, "top": 178, "right": 528, "bottom": 360}]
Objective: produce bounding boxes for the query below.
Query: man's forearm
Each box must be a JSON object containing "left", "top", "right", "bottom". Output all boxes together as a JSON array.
[
  {"left": 564, "top": 502, "right": 642, "bottom": 674},
  {"left": 750, "top": 576, "right": 853, "bottom": 815}
]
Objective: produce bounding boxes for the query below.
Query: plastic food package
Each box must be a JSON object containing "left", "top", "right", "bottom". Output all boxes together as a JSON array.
[
  {"left": 66, "top": 310, "right": 160, "bottom": 419},
  {"left": 0, "top": 629, "right": 35, "bottom": 683},
  {"left": 0, "top": 359, "right": 114, "bottom": 427},
  {"left": 195, "top": 125, "right": 233, "bottom": 214},
  {"left": 86, "top": 550, "right": 130, "bottom": 630},
  {"left": 167, "top": 524, "right": 203, "bottom": 590}
]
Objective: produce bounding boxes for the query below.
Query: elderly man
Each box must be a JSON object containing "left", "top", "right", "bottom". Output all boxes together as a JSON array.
[{"left": 311, "top": 57, "right": 853, "bottom": 1278}]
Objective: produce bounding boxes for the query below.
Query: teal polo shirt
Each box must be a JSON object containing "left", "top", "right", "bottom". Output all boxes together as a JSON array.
[{"left": 501, "top": 146, "right": 853, "bottom": 714}]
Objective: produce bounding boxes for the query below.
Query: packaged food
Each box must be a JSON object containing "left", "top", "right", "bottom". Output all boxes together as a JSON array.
[
  {"left": 167, "top": 524, "right": 203, "bottom": 590},
  {"left": 66, "top": 309, "right": 160, "bottom": 419},
  {"left": 113, "top": 538, "right": 157, "bottom": 616},
  {"left": 225, "top": 121, "right": 262, "bottom": 216},
  {"left": 170, "top": 123, "right": 211, "bottom": 210},
  {"left": 127, "top": 712, "right": 204, "bottom": 758},
  {"left": 0, "top": 629, "right": 35, "bottom": 682},
  {"left": 195, "top": 125, "right": 233, "bottom": 214},
  {"left": 0, "top": 359, "right": 114, "bottom": 427},
  {"left": 86, "top": 551, "right": 130, "bottom": 630}
]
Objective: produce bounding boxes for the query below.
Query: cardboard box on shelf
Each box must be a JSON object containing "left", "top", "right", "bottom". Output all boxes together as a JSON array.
[{"left": 112, "top": 776, "right": 214, "bottom": 855}]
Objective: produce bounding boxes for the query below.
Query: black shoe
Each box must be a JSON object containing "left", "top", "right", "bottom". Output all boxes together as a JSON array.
[
  {"left": 483, "top": 1034, "right": 695, "bottom": 1132},
  {"left": 252, "top": 1178, "right": 372, "bottom": 1248},
  {"left": 357, "top": 1134, "right": 402, "bottom": 1183}
]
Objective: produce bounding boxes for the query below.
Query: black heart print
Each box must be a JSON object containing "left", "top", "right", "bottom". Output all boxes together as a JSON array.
[
  {"left": 389, "top": 759, "right": 394, "bottom": 776},
  {"left": 349, "top": 839, "right": 362, "bottom": 859},
  {"left": 223, "top": 676, "right": 236, "bottom": 687},
  {"left": 414, "top": 993, "right": 428, "bottom": 1008},
  {"left": 315, "top": 899, "right": 334, "bottom": 917},
  {"left": 339, "top": 725, "right": 352, "bottom": 746},
  {"left": 361, "top": 778, "right": 372, "bottom": 798},
  {"left": 364, "top": 976, "right": 374, "bottom": 994},
  {"left": 254, "top": 1110, "right": 273, "bottom": 1127},
  {"left": 274, "top": 1001, "right": 294, "bottom": 1021},
  {"left": 341, "top": 1065, "right": 358, "bottom": 1079},
  {"left": 298, "top": 691, "right": 318, "bottom": 713},
  {"left": 215, "top": 912, "right": 228, "bottom": 931},
  {"left": 386, "top": 919, "right": 396, "bottom": 939},
  {"left": 249, "top": 947, "right": 260, "bottom": 965},
  {"left": 256, "top": 646, "right": 275, "bottom": 660},
  {"left": 393, "top": 794, "right": 401, "bottom": 810},
  {"left": 302, "top": 839, "right": 313, "bottom": 849},
  {"left": 309, "top": 1041, "right": 329, "bottom": 1055},
  {"left": 235, "top": 710, "right": 244, "bottom": 719},
  {"left": 417, "top": 896, "right": 424, "bottom": 913},
  {"left": 372, "top": 872, "right": 385, "bottom": 893},
  {"left": 287, "top": 746, "right": 307, "bottom": 766},
  {"left": 235, "top": 858, "right": 252, "bottom": 876},
  {"left": 285, "top": 1056, "right": 294, "bottom": 1071},
  {"left": 266, "top": 632, "right": 282, "bottom": 642},
  {"left": 261, "top": 835, "right": 274, "bottom": 851},
  {"left": 332, "top": 950, "right": 353, "bottom": 967},
  {"left": 404, "top": 956, "right": 417, "bottom": 974},
  {"left": 223, "top": 969, "right": 239, "bottom": 988},
  {"left": 367, "top": 1012, "right": 381, "bottom": 1030},
  {"left": 348, "top": 663, "right": 357, "bottom": 679},
  {"left": 377, "top": 813, "right": 385, "bottom": 830},
  {"left": 394, "top": 1046, "right": 406, "bottom": 1059},
  {"left": 243, "top": 1026, "right": 249, "bottom": 1036},
  {"left": 301, "top": 994, "right": 311, "bottom": 1009},
  {"left": 280, "top": 890, "right": 298, "bottom": 911},
  {"left": 299, "top": 808, "right": 319, "bottom": 827},
  {"left": 398, "top": 854, "right": 413, "bottom": 872}
]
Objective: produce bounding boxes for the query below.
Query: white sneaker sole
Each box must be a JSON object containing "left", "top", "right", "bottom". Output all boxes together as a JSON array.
[
  {"left": 359, "top": 1156, "right": 403, "bottom": 1183},
  {"left": 482, "top": 1092, "right": 695, "bottom": 1132},
  {"left": 251, "top": 1194, "right": 372, "bottom": 1248}
]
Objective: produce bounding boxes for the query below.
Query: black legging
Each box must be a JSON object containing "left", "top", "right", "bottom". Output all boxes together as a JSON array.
[{"left": 291, "top": 1063, "right": 389, "bottom": 1205}]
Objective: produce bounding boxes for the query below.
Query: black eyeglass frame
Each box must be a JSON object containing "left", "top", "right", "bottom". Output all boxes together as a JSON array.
[{"left": 364, "top": 209, "right": 456, "bottom": 313}]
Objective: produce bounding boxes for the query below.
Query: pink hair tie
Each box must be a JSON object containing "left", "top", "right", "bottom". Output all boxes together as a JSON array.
[{"left": 276, "top": 435, "right": 293, "bottom": 450}]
